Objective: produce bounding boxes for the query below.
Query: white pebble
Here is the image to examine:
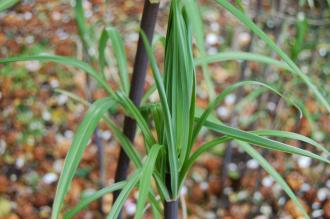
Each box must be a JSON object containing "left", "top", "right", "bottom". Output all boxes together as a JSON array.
[
  {"left": 210, "top": 22, "right": 220, "bottom": 32},
  {"left": 260, "top": 204, "right": 272, "bottom": 216},
  {"left": 0, "top": 139, "right": 7, "bottom": 155},
  {"left": 262, "top": 176, "right": 274, "bottom": 187},
  {"left": 52, "top": 11, "right": 62, "bottom": 21},
  {"left": 15, "top": 157, "right": 25, "bottom": 169},
  {"left": 50, "top": 79, "right": 59, "bottom": 88},
  {"left": 216, "top": 106, "right": 229, "bottom": 118},
  {"left": 297, "top": 156, "right": 311, "bottom": 168},
  {"left": 247, "top": 159, "right": 259, "bottom": 169},
  {"left": 64, "top": 130, "right": 74, "bottom": 139},
  {"left": 206, "top": 33, "right": 218, "bottom": 45},
  {"left": 125, "top": 199, "right": 136, "bottom": 216},
  {"left": 312, "top": 209, "right": 323, "bottom": 218},
  {"left": 300, "top": 183, "right": 311, "bottom": 192},
  {"left": 42, "top": 173, "right": 58, "bottom": 184},
  {"left": 57, "top": 94, "right": 68, "bottom": 105},
  {"left": 225, "top": 94, "right": 236, "bottom": 105},
  {"left": 267, "top": 102, "right": 276, "bottom": 111},
  {"left": 53, "top": 160, "right": 63, "bottom": 173},
  {"left": 317, "top": 188, "right": 329, "bottom": 201},
  {"left": 23, "top": 12, "right": 32, "bottom": 20},
  {"left": 200, "top": 181, "right": 209, "bottom": 191},
  {"left": 42, "top": 111, "right": 51, "bottom": 121},
  {"left": 25, "top": 61, "right": 41, "bottom": 72},
  {"left": 101, "top": 130, "right": 112, "bottom": 141}
]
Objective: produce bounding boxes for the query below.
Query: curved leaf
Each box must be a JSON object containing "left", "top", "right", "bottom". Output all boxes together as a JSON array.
[
  {"left": 52, "top": 97, "right": 115, "bottom": 219},
  {"left": 64, "top": 181, "right": 127, "bottom": 219},
  {"left": 236, "top": 141, "right": 310, "bottom": 219},
  {"left": 214, "top": 0, "right": 330, "bottom": 114},
  {"left": 99, "top": 27, "right": 130, "bottom": 93},
  {"left": 0, "top": 54, "right": 114, "bottom": 96}
]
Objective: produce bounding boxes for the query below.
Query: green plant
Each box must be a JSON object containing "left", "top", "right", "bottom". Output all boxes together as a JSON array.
[{"left": 1, "top": 0, "right": 329, "bottom": 219}]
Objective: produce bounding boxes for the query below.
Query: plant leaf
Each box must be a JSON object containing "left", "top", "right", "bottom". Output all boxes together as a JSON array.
[
  {"left": 98, "top": 27, "right": 130, "bottom": 94},
  {"left": 106, "top": 171, "right": 142, "bottom": 219},
  {"left": 194, "top": 51, "right": 292, "bottom": 72},
  {"left": 0, "top": 54, "right": 114, "bottom": 96},
  {"left": 192, "top": 80, "right": 301, "bottom": 146},
  {"left": 251, "top": 130, "right": 330, "bottom": 156},
  {"left": 135, "top": 144, "right": 163, "bottom": 219},
  {"left": 214, "top": 0, "right": 330, "bottom": 114},
  {"left": 185, "top": 0, "right": 216, "bottom": 99},
  {"left": 203, "top": 120, "right": 330, "bottom": 165},
  {"left": 51, "top": 97, "right": 115, "bottom": 219},
  {"left": 141, "top": 30, "right": 178, "bottom": 198},
  {"left": 236, "top": 141, "right": 310, "bottom": 219},
  {"left": 0, "top": 0, "right": 19, "bottom": 11},
  {"left": 64, "top": 181, "right": 127, "bottom": 219}
]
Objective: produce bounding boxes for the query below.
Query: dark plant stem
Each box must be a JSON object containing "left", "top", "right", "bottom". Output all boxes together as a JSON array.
[
  {"left": 112, "top": 0, "right": 160, "bottom": 217},
  {"left": 164, "top": 173, "right": 179, "bottom": 219},
  {"left": 164, "top": 200, "right": 179, "bottom": 219}
]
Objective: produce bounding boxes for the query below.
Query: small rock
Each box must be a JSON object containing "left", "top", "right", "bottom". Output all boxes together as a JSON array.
[{"left": 42, "top": 173, "right": 58, "bottom": 184}]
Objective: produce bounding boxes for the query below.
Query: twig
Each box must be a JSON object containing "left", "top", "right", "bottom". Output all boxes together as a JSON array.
[{"left": 112, "top": 1, "right": 160, "bottom": 218}]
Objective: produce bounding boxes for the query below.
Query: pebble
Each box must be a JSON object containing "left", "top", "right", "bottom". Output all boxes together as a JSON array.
[
  {"left": 312, "top": 209, "right": 323, "bottom": 218},
  {"left": 216, "top": 106, "right": 229, "bottom": 119},
  {"left": 25, "top": 61, "right": 41, "bottom": 72},
  {"left": 200, "top": 181, "right": 209, "bottom": 191},
  {"left": 101, "top": 130, "right": 112, "bottom": 141},
  {"left": 53, "top": 160, "right": 63, "bottom": 173},
  {"left": 297, "top": 156, "right": 311, "bottom": 168},
  {"left": 42, "top": 173, "right": 58, "bottom": 184},
  {"left": 125, "top": 199, "right": 136, "bottom": 216},
  {"left": 247, "top": 159, "right": 259, "bottom": 169},
  {"left": 260, "top": 204, "right": 272, "bottom": 216},
  {"left": 0, "top": 139, "right": 6, "bottom": 155},
  {"left": 50, "top": 79, "right": 59, "bottom": 88},
  {"left": 42, "top": 111, "right": 51, "bottom": 121},
  {"left": 15, "top": 156, "right": 25, "bottom": 169},
  {"left": 206, "top": 33, "right": 218, "bottom": 45},
  {"left": 262, "top": 176, "right": 274, "bottom": 187},
  {"left": 225, "top": 94, "right": 236, "bottom": 105},
  {"left": 317, "top": 188, "right": 329, "bottom": 201},
  {"left": 57, "top": 94, "right": 68, "bottom": 105}
]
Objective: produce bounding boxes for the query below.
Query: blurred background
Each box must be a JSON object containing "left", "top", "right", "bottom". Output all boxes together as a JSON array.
[{"left": 0, "top": 0, "right": 329, "bottom": 218}]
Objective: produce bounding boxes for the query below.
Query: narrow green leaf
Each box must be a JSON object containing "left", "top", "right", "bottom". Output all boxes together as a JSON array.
[
  {"left": 115, "top": 92, "right": 155, "bottom": 150},
  {"left": 192, "top": 80, "right": 301, "bottom": 146},
  {"left": 214, "top": 0, "right": 330, "bottom": 114},
  {"left": 203, "top": 120, "right": 330, "bottom": 164},
  {"left": 75, "top": 0, "right": 91, "bottom": 51},
  {"left": 185, "top": 0, "right": 216, "bottom": 99},
  {"left": 107, "top": 171, "right": 142, "bottom": 219},
  {"left": 141, "top": 31, "right": 178, "bottom": 198},
  {"left": 236, "top": 141, "right": 310, "bottom": 219},
  {"left": 251, "top": 130, "right": 330, "bottom": 156},
  {"left": 194, "top": 51, "right": 292, "bottom": 72},
  {"left": 180, "top": 136, "right": 231, "bottom": 187},
  {"left": 51, "top": 98, "right": 115, "bottom": 219},
  {"left": 64, "top": 181, "right": 127, "bottom": 219},
  {"left": 0, "top": 54, "right": 114, "bottom": 96},
  {"left": 56, "top": 89, "right": 169, "bottom": 205},
  {"left": 98, "top": 27, "right": 130, "bottom": 94},
  {"left": 135, "top": 144, "right": 163, "bottom": 219},
  {"left": 0, "top": 0, "right": 19, "bottom": 11}
]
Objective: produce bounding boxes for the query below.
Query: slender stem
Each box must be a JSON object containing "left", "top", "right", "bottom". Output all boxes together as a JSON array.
[
  {"left": 164, "top": 200, "right": 179, "bottom": 219},
  {"left": 164, "top": 173, "right": 179, "bottom": 219},
  {"left": 112, "top": 0, "right": 160, "bottom": 217}
]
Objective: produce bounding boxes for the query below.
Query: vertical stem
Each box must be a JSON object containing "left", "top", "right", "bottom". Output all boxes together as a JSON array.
[
  {"left": 164, "top": 173, "right": 179, "bottom": 219},
  {"left": 164, "top": 200, "right": 179, "bottom": 219},
  {"left": 112, "top": 0, "right": 160, "bottom": 217}
]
